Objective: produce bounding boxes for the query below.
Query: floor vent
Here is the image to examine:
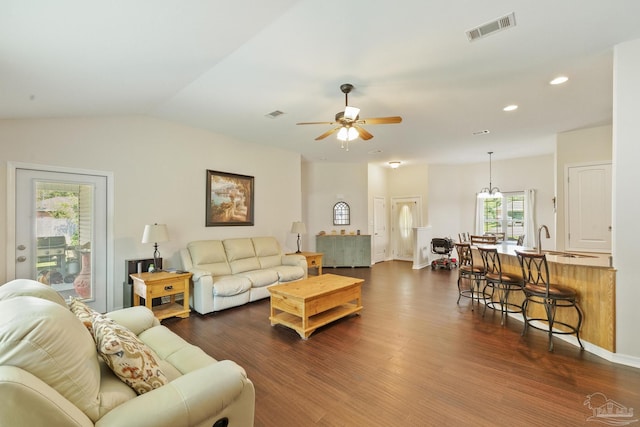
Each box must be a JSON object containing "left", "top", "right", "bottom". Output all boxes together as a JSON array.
[{"left": 466, "top": 12, "right": 516, "bottom": 42}]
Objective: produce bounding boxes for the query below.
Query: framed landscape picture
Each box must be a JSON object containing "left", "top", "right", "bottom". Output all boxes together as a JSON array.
[{"left": 206, "top": 170, "right": 254, "bottom": 226}]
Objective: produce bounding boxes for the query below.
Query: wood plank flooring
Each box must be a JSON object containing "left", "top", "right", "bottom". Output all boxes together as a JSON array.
[{"left": 164, "top": 261, "right": 640, "bottom": 426}]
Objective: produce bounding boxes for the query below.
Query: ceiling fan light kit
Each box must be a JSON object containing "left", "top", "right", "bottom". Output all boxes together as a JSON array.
[{"left": 296, "top": 83, "right": 402, "bottom": 148}]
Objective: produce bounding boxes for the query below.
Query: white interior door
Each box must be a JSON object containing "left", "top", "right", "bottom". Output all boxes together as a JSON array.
[
  {"left": 12, "top": 165, "right": 110, "bottom": 311},
  {"left": 566, "top": 163, "right": 612, "bottom": 252},
  {"left": 391, "top": 197, "right": 421, "bottom": 261},
  {"left": 373, "top": 196, "right": 387, "bottom": 263}
]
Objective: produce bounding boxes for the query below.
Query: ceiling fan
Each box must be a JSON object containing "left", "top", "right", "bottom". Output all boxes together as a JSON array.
[{"left": 296, "top": 83, "right": 402, "bottom": 143}]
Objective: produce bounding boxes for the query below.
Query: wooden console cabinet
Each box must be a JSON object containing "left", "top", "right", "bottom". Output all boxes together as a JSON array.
[{"left": 316, "top": 235, "right": 371, "bottom": 268}]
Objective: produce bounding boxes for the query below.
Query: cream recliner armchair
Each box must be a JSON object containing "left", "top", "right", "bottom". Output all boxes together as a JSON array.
[{"left": 0, "top": 279, "right": 255, "bottom": 427}]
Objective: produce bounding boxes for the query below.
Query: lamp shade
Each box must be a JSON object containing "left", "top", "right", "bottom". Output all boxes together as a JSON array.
[
  {"left": 141, "top": 223, "right": 169, "bottom": 244},
  {"left": 291, "top": 221, "right": 307, "bottom": 235}
]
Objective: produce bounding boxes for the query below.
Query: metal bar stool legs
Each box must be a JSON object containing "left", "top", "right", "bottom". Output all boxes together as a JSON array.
[
  {"left": 454, "top": 243, "right": 486, "bottom": 311},
  {"left": 517, "top": 250, "right": 584, "bottom": 352},
  {"left": 478, "top": 246, "right": 524, "bottom": 326}
]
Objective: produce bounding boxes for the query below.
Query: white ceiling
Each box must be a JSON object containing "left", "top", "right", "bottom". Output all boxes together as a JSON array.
[{"left": 3, "top": 1, "right": 640, "bottom": 165}]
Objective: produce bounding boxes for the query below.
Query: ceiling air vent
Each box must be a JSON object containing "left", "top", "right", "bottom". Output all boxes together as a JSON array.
[
  {"left": 466, "top": 12, "right": 516, "bottom": 42},
  {"left": 265, "top": 110, "right": 285, "bottom": 119}
]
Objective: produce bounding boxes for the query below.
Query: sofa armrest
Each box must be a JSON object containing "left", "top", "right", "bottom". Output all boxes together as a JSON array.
[
  {"left": 0, "top": 366, "right": 94, "bottom": 427},
  {"left": 189, "top": 268, "right": 212, "bottom": 282},
  {"left": 190, "top": 273, "right": 216, "bottom": 315},
  {"left": 95, "top": 360, "right": 255, "bottom": 427},
  {"left": 105, "top": 306, "right": 160, "bottom": 335}
]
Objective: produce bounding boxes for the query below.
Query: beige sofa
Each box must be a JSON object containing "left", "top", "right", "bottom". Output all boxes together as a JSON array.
[
  {"left": 180, "top": 236, "right": 307, "bottom": 315},
  {"left": 0, "top": 279, "right": 255, "bottom": 427}
]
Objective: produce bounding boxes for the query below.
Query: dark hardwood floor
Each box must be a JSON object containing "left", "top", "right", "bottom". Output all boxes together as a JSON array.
[{"left": 164, "top": 261, "right": 640, "bottom": 426}]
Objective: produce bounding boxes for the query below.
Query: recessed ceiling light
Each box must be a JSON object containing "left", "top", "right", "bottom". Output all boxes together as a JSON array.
[
  {"left": 550, "top": 76, "right": 569, "bottom": 85},
  {"left": 503, "top": 104, "right": 518, "bottom": 112}
]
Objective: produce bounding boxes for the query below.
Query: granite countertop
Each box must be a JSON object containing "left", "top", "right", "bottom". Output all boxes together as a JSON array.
[{"left": 482, "top": 243, "right": 614, "bottom": 269}]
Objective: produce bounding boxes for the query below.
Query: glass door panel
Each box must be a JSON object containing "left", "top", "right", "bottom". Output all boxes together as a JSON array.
[{"left": 15, "top": 167, "right": 108, "bottom": 311}]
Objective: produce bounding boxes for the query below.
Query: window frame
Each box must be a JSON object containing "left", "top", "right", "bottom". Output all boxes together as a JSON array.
[{"left": 479, "top": 191, "right": 525, "bottom": 241}]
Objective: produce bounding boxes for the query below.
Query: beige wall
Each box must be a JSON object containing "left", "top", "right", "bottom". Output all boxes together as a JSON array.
[
  {"left": 386, "top": 163, "right": 429, "bottom": 228},
  {"left": 555, "top": 124, "right": 612, "bottom": 251},
  {"left": 428, "top": 155, "right": 554, "bottom": 247},
  {"left": 302, "top": 162, "right": 368, "bottom": 252},
  {"left": 613, "top": 39, "right": 640, "bottom": 359},
  {"left": 0, "top": 116, "right": 302, "bottom": 309}
]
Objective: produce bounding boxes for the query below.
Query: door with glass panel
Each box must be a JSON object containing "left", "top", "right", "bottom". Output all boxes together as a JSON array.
[
  {"left": 14, "top": 167, "right": 108, "bottom": 312},
  {"left": 391, "top": 197, "right": 421, "bottom": 261}
]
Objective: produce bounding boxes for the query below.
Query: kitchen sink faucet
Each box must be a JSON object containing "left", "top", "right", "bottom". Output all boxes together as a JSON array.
[{"left": 538, "top": 225, "right": 550, "bottom": 254}]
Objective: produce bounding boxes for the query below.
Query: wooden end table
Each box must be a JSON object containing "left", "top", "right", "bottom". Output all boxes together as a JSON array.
[
  {"left": 289, "top": 251, "right": 323, "bottom": 275},
  {"left": 269, "top": 273, "right": 363, "bottom": 339},
  {"left": 130, "top": 271, "right": 192, "bottom": 321}
]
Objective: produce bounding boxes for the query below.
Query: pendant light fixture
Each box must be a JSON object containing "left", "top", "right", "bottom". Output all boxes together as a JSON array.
[{"left": 477, "top": 151, "right": 503, "bottom": 198}]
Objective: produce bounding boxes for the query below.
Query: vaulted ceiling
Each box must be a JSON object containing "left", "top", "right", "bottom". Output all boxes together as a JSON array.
[{"left": 3, "top": 1, "right": 640, "bottom": 165}]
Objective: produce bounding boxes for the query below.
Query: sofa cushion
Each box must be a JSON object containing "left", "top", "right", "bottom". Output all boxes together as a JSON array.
[
  {"left": 0, "top": 278, "right": 67, "bottom": 307},
  {"left": 188, "top": 240, "right": 232, "bottom": 276},
  {"left": 0, "top": 296, "right": 103, "bottom": 422},
  {"left": 213, "top": 276, "right": 252, "bottom": 297},
  {"left": 224, "top": 238, "right": 261, "bottom": 273},
  {"left": 268, "top": 265, "right": 305, "bottom": 282},
  {"left": 240, "top": 269, "right": 279, "bottom": 288},
  {"left": 92, "top": 314, "right": 168, "bottom": 395},
  {"left": 252, "top": 237, "right": 283, "bottom": 268},
  {"left": 138, "top": 325, "right": 217, "bottom": 375},
  {"left": 97, "top": 359, "right": 137, "bottom": 416}
]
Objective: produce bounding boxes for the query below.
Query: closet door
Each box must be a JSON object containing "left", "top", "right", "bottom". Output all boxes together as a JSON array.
[{"left": 566, "top": 163, "right": 612, "bottom": 252}]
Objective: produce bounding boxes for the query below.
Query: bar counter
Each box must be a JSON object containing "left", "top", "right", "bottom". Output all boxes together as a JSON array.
[{"left": 473, "top": 244, "right": 616, "bottom": 352}]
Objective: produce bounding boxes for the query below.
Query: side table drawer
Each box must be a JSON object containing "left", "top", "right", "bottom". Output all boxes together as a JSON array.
[{"left": 147, "top": 280, "right": 186, "bottom": 298}]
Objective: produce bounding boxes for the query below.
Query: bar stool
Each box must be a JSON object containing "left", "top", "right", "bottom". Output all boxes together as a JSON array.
[
  {"left": 454, "top": 242, "right": 486, "bottom": 310},
  {"left": 516, "top": 250, "right": 584, "bottom": 351},
  {"left": 478, "top": 246, "right": 524, "bottom": 325}
]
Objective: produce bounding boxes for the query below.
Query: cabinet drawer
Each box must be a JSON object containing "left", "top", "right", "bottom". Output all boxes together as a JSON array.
[{"left": 147, "top": 280, "right": 186, "bottom": 297}]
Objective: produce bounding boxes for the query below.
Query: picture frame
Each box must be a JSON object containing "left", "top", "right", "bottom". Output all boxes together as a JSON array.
[{"left": 205, "top": 170, "right": 254, "bottom": 226}]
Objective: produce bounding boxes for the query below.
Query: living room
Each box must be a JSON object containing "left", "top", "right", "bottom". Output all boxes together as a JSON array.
[{"left": 2, "top": 2, "right": 640, "bottom": 424}]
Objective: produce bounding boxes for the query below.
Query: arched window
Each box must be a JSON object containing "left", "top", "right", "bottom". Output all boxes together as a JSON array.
[{"left": 333, "top": 201, "right": 350, "bottom": 225}]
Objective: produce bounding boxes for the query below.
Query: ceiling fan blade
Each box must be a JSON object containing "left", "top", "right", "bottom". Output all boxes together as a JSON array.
[
  {"left": 359, "top": 116, "right": 403, "bottom": 125},
  {"left": 344, "top": 106, "right": 360, "bottom": 120},
  {"left": 315, "top": 127, "right": 341, "bottom": 140},
  {"left": 296, "top": 121, "right": 335, "bottom": 125},
  {"left": 355, "top": 126, "right": 374, "bottom": 140}
]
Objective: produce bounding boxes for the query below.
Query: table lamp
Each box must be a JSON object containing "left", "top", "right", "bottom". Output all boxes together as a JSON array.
[
  {"left": 141, "top": 223, "right": 169, "bottom": 272},
  {"left": 291, "top": 221, "right": 306, "bottom": 253}
]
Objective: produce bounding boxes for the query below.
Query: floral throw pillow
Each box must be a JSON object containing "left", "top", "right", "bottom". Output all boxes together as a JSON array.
[
  {"left": 68, "top": 297, "right": 98, "bottom": 336},
  {"left": 92, "top": 314, "right": 168, "bottom": 394}
]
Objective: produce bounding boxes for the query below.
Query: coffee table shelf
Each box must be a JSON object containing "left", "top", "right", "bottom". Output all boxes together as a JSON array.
[
  {"left": 271, "top": 303, "right": 361, "bottom": 336},
  {"left": 269, "top": 274, "right": 364, "bottom": 339}
]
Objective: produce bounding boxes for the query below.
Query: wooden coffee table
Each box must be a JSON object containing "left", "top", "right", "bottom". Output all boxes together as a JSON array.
[{"left": 268, "top": 273, "right": 363, "bottom": 339}]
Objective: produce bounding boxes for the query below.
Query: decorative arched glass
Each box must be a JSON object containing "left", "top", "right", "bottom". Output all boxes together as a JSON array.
[{"left": 333, "top": 201, "right": 350, "bottom": 225}]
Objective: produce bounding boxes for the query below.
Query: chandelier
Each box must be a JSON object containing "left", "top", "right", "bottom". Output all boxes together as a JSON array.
[{"left": 477, "top": 151, "right": 503, "bottom": 198}]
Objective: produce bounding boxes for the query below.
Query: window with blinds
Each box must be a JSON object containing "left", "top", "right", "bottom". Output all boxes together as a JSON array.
[{"left": 481, "top": 191, "right": 525, "bottom": 240}]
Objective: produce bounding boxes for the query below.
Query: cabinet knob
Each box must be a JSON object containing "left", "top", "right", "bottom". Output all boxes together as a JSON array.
[{"left": 164, "top": 285, "right": 173, "bottom": 291}]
